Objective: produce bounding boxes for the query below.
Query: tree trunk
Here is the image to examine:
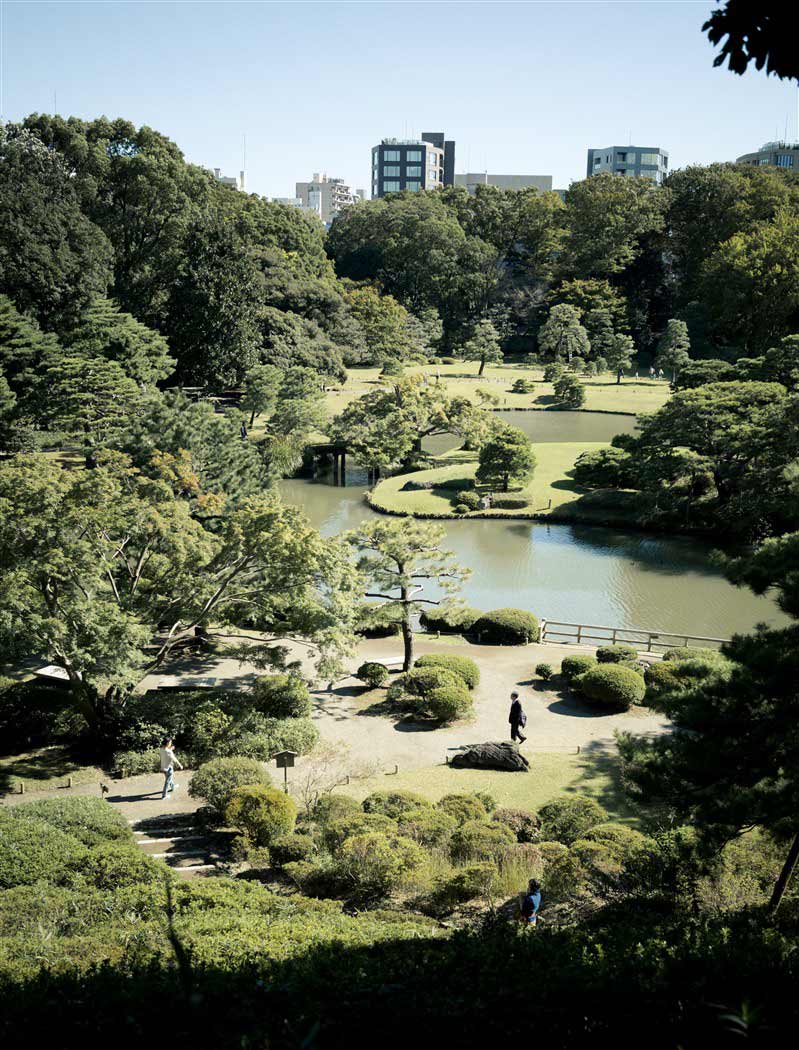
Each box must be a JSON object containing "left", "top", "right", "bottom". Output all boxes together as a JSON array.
[
  {"left": 768, "top": 831, "right": 799, "bottom": 914},
  {"left": 478, "top": 357, "right": 485, "bottom": 376},
  {"left": 401, "top": 609, "right": 413, "bottom": 670},
  {"left": 616, "top": 370, "right": 622, "bottom": 385},
  {"left": 503, "top": 473, "right": 509, "bottom": 492},
  {"left": 249, "top": 410, "right": 256, "bottom": 427}
]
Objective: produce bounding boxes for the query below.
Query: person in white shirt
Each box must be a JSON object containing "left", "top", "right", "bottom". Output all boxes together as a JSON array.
[{"left": 160, "top": 737, "right": 183, "bottom": 799}]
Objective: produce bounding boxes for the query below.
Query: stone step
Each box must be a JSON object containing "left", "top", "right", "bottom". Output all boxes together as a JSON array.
[{"left": 135, "top": 834, "right": 206, "bottom": 845}]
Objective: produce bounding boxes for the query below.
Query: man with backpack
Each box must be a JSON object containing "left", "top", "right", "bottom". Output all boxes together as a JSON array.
[{"left": 509, "top": 691, "right": 527, "bottom": 743}]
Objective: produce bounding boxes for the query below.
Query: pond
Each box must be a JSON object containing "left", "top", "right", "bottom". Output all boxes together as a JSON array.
[{"left": 280, "top": 411, "right": 786, "bottom": 639}]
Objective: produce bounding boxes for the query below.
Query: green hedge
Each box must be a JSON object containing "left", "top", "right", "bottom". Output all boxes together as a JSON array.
[
  {"left": 436, "top": 794, "right": 488, "bottom": 825},
  {"left": 561, "top": 654, "right": 596, "bottom": 680},
  {"left": 576, "top": 664, "right": 646, "bottom": 711},
  {"left": 397, "top": 807, "right": 457, "bottom": 848},
  {"left": 423, "top": 684, "right": 474, "bottom": 723},
  {"left": 470, "top": 608, "right": 540, "bottom": 644},
  {"left": 13, "top": 797, "right": 132, "bottom": 847},
  {"left": 595, "top": 644, "right": 638, "bottom": 665},
  {"left": 0, "top": 811, "right": 88, "bottom": 889},
  {"left": 449, "top": 820, "right": 515, "bottom": 862},
  {"left": 419, "top": 607, "right": 481, "bottom": 634},
  {"left": 414, "top": 654, "right": 480, "bottom": 690}
]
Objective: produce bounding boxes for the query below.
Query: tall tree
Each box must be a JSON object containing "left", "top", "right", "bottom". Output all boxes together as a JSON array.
[
  {"left": 0, "top": 125, "right": 112, "bottom": 330},
  {"left": 66, "top": 297, "right": 175, "bottom": 388},
  {"left": 241, "top": 364, "right": 283, "bottom": 427},
  {"left": 345, "top": 519, "right": 469, "bottom": 670},
  {"left": 461, "top": 319, "right": 503, "bottom": 375},
  {"left": 606, "top": 333, "right": 636, "bottom": 384},
  {"left": 476, "top": 424, "right": 537, "bottom": 493},
  {"left": 704, "top": 3, "right": 799, "bottom": 81},
  {"left": 538, "top": 304, "right": 590, "bottom": 362},
  {"left": 655, "top": 319, "right": 691, "bottom": 382}
]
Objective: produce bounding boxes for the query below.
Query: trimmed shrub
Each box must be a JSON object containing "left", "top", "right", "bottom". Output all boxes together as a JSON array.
[
  {"left": 440, "top": 356, "right": 457, "bottom": 365},
  {"left": 596, "top": 644, "right": 638, "bottom": 665},
  {"left": 322, "top": 813, "right": 397, "bottom": 852},
  {"left": 335, "top": 832, "right": 425, "bottom": 898},
  {"left": 355, "top": 607, "right": 402, "bottom": 638},
  {"left": 470, "top": 608, "right": 540, "bottom": 645},
  {"left": 15, "top": 797, "right": 131, "bottom": 847},
  {"left": 535, "top": 662, "right": 554, "bottom": 680},
  {"left": 230, "top": 717, "right": 319, "bottom": 760},
  {"left": 435, "top": 861, "right": 499, "bottom": 906},
  {"left": 422, "top": 684, "right": 474, "bottom": 724},
  {"left": 419, "top": 606, "right": 481, "bottom": 634},
  {"left": 543, "top": 362, "right": 564, "bottom": 382},
  {"left": 576, "top": 664, "right": 646, "bottom": 711},
  {"left": 225, "top": 785, "right": 297, "bottom": 847},
  {"left": 538, "top": 796, "right": 609, "bottom": 845},
  {"left": 644, "top": 660, "right": 681, "bottom": 697},
  {"left": 362, "top": 791, "right": 432, "bottom": 820},
  {"left": 281, "top": 859, "right": 318, "bottom": 890},
  {"left": 436, "top": 794, "right": 489, "bottom": 825},
  {"left": 0, "top": 811, "right": 88, "bottom": 889},
  {"left": 511, "top": 378, "right": 533, "bottom": 393},
  {"left": 415, "top": 654, "right": 480, "bottom": 690},
  {"left": 492, "top": 807, "right": 541, "bottom": 843},
  {"left": 662, "top": 646, "right": 725, "bottom": 664},
  {"left": 270, "top": 833, "right": 319, "bottom": 867},
  {"left": 450, "top": 820, "right": 516, "bottom": 862},
  {"left": 573, "top": 447, "right": 634, "bottom": 490},
  {"left": 356, "top": 662, "right": 389, "bottom": 688},
  {"left": 398, "top": 807, "right": 457, "bottom": 848},
  {"left": 252, "top": 674, "right": 312, "bottom": 719},
  {"left": 561, "top": 654, "right": 595, "bottom": 681},
  {"left": 453, "top": 503, "right": 471, "bottom": 515},
  {"left": 581, "top": 822, "right": 650, "bottom": 861},
  {"left": 491, "top": 496, "right": 530, "bottom": 510},
  {"left": 112, "top": 748, "right": 162, "bottom": 776},
  {"left": 84, "top": 842, "right": 165, "bottom": 890},
  {"left": 188, "top": 757, "right": 272, "bottom": 815},
  {"left": 311, "top": 794, "right": 360, "bottom": 825},
  {"left": 473, "top": 792, "right": 497, "bottom": 813},
  {"left": 386, "top": 666, "right": 463, "bottom": 707},
  {"left": 454, "top": 491, "right": 481, "bottom": 512}
]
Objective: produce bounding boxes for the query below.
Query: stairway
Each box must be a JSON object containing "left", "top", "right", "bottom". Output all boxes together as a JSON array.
[{"left": 131, "top": 816, "right": 220, "bottom": 878}]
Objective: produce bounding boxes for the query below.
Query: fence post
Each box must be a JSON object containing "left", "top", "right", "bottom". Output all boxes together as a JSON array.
[
  {"left": 611, "top": 628, "right": 617, "bottom": 644},
  {"left": 647, "top": 634, "right": 653, "bottom": 652},
  {"left": 577, "top": 625, "right": 582, "bottom": 644}
]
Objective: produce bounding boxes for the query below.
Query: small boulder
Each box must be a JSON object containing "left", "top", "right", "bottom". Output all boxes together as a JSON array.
[{"left": 450, "top": 742, "right": 530, "bottom": 772}]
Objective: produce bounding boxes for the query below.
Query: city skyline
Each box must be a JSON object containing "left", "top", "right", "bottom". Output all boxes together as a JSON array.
[{"left": 1, "top": 1, "right": 798, "bottom": 199}]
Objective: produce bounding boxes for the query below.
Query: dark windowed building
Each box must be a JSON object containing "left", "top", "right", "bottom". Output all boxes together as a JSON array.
[
  {"left": 736, "top": 141, "right": 799, "bottom": 170},
  {"left": 586, "top": 145, "right": 668, "bottom": 184},
  {"left": 372, "top": 132, "right": 455, "bottom": 198}
]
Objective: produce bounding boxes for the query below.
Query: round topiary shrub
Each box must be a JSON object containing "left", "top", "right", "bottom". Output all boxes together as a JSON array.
[
  {"left": 423, "top": 683, "right": 473, "bottom": 723},
  {"left": 454, "top": 491, "right": 481, "bottom": 512},
  {"left": 511, "top": 378, "right": 533, "bottom": 393},
  {"left": 419, "top": 607, "right": 481, "bottom": 634},
  {"left": 85, "top": 841, "right": 165, "bottom": 890},
  {"left": 252, "top": 674, "right": 312, "bottom": 719},
  {"left": 362, "top": 790, "right": 432, "bottom": 819},
  {"left": 270, "top": 832, "right": 319, "bottom": 867},
  {"left": 470, "top": 608, "right": 540, "bottom": 645},
  {"left": 356, "top": 661, "right": 389, "bottom": 688},
  {"left": 225, "top": 784, "right": 297, "bottom": 846},
  {"left": 322, "top": 812, "right": 398, "bottom": 852},
  {"left": 576, "top": 664, "right": 646, "bottom": 711},
  {"left": 535, "top": 662, "right": 554, "bottom": 680},
  {"left": 16, "top": 797, "right": 131, "bottom": 847},
  {"left": 436, "top": 793, "right": 488, "bottom": 825},
  {"left": 0, "top": 811, "right": 88, "bottom": 889},
  {"left": 644, "top": 660, "right": 681, "bottom": 697},
  {"left": 415, "top": 654, "right": 480, "bottom": 690},
  {"left": 450, "top": 819, "right": 516, "bottom": 862},
  {"left": 454, "top": 503, "right": 471, "bottom": 515},
  {"left": 596, "top": 644, "right": 638, "bottom": 665},
  {"left": 386, "top": 666, "right": 463, "bottom": 707},
  {"left": 561, "top": 654, "right": 596, "bottom": 681},
  {"left": 189, "top": 757, "right": 272, "bottom": 815},
  {"left": 437, "top": 861, "right": 499, "bottom": 905},
  {"left": 492, "top": 807, "right": 541, "bottom": 843},
  {"left": 335, "top": 831, "right": 425, "bottom": 898},
  {"left": 537, "top": 795, "right": 609, "bottom": 845},
  {"left": 398, "top": 807, "right": 457, "bottom": 848},
  {"left": 311, "top": 794, "right": 360, "bottom": 825}
]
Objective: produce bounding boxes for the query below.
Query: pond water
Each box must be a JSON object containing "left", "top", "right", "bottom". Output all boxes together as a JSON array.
[{"left": 280, "top": 411, "right": 786, "bottom": 639}]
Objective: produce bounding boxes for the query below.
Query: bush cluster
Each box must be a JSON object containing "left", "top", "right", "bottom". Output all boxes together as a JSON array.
[
  {"left": 576, "top": 664, "right": 647, "bottom": 711},
  {"left": 452, "top": 491, "right": 481, "bottom": 512},
  {"left": 225, "top": 784, "right": 297, "bottom": 847},
  {"left": 560, "top": 654, "right": 596, "bottom": 681},
  {"left": 470, "top": 608, "right": 540, "bottom": 645},
  {"left": 386, "top": 666, "right": 474, "bottom": 724},
  {"left": 356, "top": 661, "right": 389, "bottom": 688},
  {"left": 188, "top": 757, "right": 272, "bottom": 814},
  {"left": 414, "top": 654, "right": 480, "bottom": 690},
  {"left": 252, "top": 675, "right": 312, "bottom": 719},
  {"left": 595, "top": 644, "right": 638, "bottom": 665},
  {"left": 419, "top": 606, "right": 481, "bottom": 634}
]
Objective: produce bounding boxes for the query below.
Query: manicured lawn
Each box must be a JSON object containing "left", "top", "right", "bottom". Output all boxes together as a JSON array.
[
  {"left": 368, "top": 440, "right": 638, "bottom": 523},
  {"left": 337, "top": 746, "right": 641, "bottom": 825},
  {"left": 323, "top": 362, "right": 670, "bottom": 419}
]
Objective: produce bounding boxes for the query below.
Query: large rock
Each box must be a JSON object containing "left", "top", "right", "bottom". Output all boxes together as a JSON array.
[{"left": 450, "top": 742, "right": 529, "bottom": 772}]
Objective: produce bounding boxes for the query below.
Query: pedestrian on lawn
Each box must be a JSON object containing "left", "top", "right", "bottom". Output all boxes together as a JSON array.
[{"left": 509, "top": 691, "right": 527, "bottom": 743}]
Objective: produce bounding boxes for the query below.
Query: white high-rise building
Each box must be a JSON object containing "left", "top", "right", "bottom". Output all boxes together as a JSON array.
[
  {"left": 212, "top": 168, "right": 246, "bottom": 191},
  {"left": 295, "top": 173, "right": 361, "bottom": 224}
]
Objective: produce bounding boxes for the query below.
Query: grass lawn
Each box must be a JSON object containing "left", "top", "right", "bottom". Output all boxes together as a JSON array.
[
  {"left": 368, "top": 440, "right": 639, "bottom": 524},
  {"left": 337, "top": 745, "right": 641, "bottom": 826},
  {"left": 323, "top": 362, "right": 670, "bottom": 419},
  {"left": 0, "top": 746, "right": 105, "bottom": 796}
]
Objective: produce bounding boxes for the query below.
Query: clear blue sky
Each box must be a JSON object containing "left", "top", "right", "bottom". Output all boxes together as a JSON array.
[{"left": 2, "top": 0, "right": 797, "bottom": 197}]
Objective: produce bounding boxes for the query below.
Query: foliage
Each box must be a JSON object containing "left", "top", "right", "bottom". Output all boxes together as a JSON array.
[
  {"left": 397, "top": 807, "right": 458, "bottom": 848},
  {"left": 334, "top": 831, "right": 425, "bottom": 899},
  {"left": 655, "top": 319, "right": 691, "bottom": 381},
  {"left": 436, "top": 794, "right": 489, "bottom": 825},
  {"left": 491, "top": 807, "right": 541, "bottom": 843},
  {"left": 419, "top": 606, "right": 481, "bottom": 634},
  {"left": 561, "top": 654, "right": 596, "bottom": 680},
  {"left": 476, "top": 425, "right": 536, "bottom": 493},
  {"left": 538, "top": 304, "right": 590, "bottom": 362},
  {"left": 573, "top": 447, "right": 634, "bottom": 489},
  {"left": 703, "top": 4, "right": 799, "bottom": 82},
  {"left": 355, "top": 661, "right": 389, "bottom": 688},
  {"left": 449, "top": 819, "right": 515, "bottom": 862},
  {"left": 83, "top": 841, "right": 165, "bottom": 890},
  {"left": 576, "top": 664, "right": 647, "bottom": 710},
  {"left": 0, "top": 810, "right": 88, "bottom": 889},
  {"left": 422, "top": 683, "right": 474, "bottom": 723},
  {"left": 595, "top": 644, "right": 639, "bottom": 665},
  {"left": 414, "top": 653, "right": 480, "bottom": 689},
  {"left": 225, "top": 784, "right": 297, "bottom": 847},
  {"left": 553, "top": 371, "right": 586, "bottom": 408},
  {"left": 535, "top": 662, "right": 554, "bottom": 680},
  {"left": 453, "top": 490, "right": 481, "bottom": 511},
  {"left": 188, "top": 757, "right": 272, "bottom": 814},
  {"left": 471, "top": 608, "right": 540, "bottom": 644},
  {"left": 269, "top": 833, "right": 319, "bottom": 867},
  {"left": 461, "top": 319, "right": 503, "bottom": 375},
  {"left": 432, "top": 861, "right": 499, "bottom": 908},
  {"left": 12, "top": 797, "right": 131, "bottom": 847},
  {"left": 322, "top": 813, "right": 398, "bottom": 852},
  {"left": 252, "top": 675, "right": 312, "bottom": 719},
  {"left": 537, "top": 795, "right": 609, "bottom": 845}
]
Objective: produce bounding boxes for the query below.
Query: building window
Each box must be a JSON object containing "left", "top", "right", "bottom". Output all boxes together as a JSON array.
[
  {"left": 405, "top": 180, "right": 421, "bottom": 191},
  {"left": 640, "top": 152, "right": 661, "bottom": 166},
  {"left": 593, "top": 156, "right": 601, "bottom": 165},
  {"left": 383, "top": 150, "right": 400, "bottom": 161},
  {"left": 617, "top": 152, "right": 627, "bottom": 162},
  {"left": 406, "top": 165, "right": 422, "bottom": 177},
  {"left": 383, "top": 180, "right": 400, "bottom": 192},
  {"left": 406, "top": 150, "right": 422, "bottom": 162},
  {"left": 383, "top": 165, "right": 400, "bottom": 176},
  {"left": 777, "top": 154, "right": 794, "bottom": 168}
]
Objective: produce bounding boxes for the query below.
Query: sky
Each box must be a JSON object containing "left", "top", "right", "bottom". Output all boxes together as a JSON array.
[{"left": 1, "top": 0, "right": 798, "bottom": 198}]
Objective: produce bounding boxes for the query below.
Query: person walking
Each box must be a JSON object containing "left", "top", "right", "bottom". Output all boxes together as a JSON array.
[
  {"left": 521, "top": 879, "right": 542, "bottom": 926},
  {"left": 160, "top": 737, "right": 183, "bottom": 800},
  {"left": 509, "top": 691, "right": 527, "bottom": 743}
]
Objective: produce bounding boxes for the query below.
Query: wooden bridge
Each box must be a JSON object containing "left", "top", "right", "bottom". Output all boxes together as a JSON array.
[{"left": 539, "top": 619, "right": 729, "bottom": 653}]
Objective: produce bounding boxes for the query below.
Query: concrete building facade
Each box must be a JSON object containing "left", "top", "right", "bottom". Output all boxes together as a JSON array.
[
  {"left": 212, "top": 168, "right": 246, "bottom": 191},
  {"left": 371, "top": 131, "right": 455, "bottom": 198},
  {"left": 735, "top": 141, "right": 799, "bottom": 171},
  {"left": 294, "top": 174, "right": 362, "bottom": 224},
  {"left": 455, "top": 172, "right": 553, "bottom": 194},
  {"left": 586, "top": 146, "right": 668, "bottom": 184}
]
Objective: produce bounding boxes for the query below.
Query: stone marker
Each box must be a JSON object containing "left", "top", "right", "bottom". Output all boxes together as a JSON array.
[{"left": 450, "top": 741, "right": 530, "bottom": 772}]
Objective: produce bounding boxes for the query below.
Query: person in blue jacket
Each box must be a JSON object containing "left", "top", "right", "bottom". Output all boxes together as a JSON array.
[{"left": 521, "top": 879, "right": 542, "bottom": 925}]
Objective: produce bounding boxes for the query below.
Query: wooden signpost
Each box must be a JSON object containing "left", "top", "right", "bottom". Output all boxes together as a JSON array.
[{"left": 274, "top": 750, "right": 297, "bottom": 793}]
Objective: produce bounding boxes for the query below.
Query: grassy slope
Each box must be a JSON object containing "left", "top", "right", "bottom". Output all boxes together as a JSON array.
[
  {"left": 369, "top": 441, "right": 639, "bottom": 523},
  {"left": 324, "top": 362, "right": 670, "bottom": 418}
]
